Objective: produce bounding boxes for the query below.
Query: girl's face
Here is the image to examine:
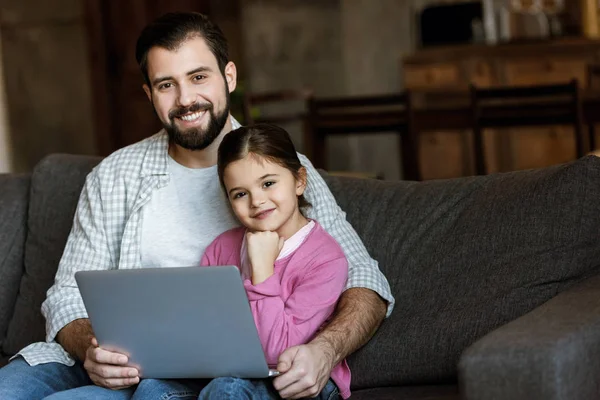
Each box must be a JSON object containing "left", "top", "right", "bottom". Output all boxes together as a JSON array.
[{"left": 223, "top": 154, "right": 307, "bottom": 239}]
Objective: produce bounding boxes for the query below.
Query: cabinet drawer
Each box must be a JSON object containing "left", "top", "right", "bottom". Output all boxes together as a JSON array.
[
  {"left": 504, "top": 59, "right": 586, "bottom": 85},
  {"left": 404, "top": 63, "right": 461, "bottom": 89}
]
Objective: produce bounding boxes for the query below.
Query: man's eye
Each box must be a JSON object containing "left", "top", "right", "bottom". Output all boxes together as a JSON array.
[
  {"left": 158, "top": 83, "right": 172, "bottom": 90},
  {"left": 193, "top": 75, "right": 205, "bottom": 82}
]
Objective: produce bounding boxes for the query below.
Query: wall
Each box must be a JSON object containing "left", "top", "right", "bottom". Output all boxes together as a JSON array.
[
  {"left": 0, "top": 28, "right": 11, "bottom": 173},
  {"left": 240, "top": 0, "right": 355, "bottom": 172},
  {"left": 241, "top": 0, "right": 419, "bottom": 178},
  {"left": 340, "top": 0, "right": 414, "bottom": 180},
  {"left": 0, "top": 0, "right": 96, "bottom": 173}
]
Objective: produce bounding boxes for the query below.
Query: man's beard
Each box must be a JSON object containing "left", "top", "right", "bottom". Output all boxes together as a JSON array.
[{"left": 163, "top": 93, "right": 230, "bottom": 151}]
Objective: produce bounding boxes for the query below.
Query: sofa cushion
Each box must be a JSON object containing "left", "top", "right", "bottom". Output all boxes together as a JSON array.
[
  {"left": 3, "top": 154, "right": 102, "bottom": 355},
  {"left": 321, "top": 156, "right": 600, "bottom": 390},
  {"left": 0, "top": 174, "right": 30, "bottom": 352}
]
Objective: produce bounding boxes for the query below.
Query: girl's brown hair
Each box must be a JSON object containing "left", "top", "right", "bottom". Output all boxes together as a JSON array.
[{"left": 217, "top": 123, "right": 311, "bottom": 209}]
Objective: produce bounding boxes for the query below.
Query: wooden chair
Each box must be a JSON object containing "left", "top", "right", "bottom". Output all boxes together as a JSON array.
[
  {"left": 308, "top": 92, "right": 420, "bottom": 181},
  {"left": 470, "top": 80, "right": 585, "bottom": 175},
  {"left": 242, "top": 89, "right": 313, "bottom": 155},
  {"left": 586, "top": 64, "right": 600, "bottom": 151}
]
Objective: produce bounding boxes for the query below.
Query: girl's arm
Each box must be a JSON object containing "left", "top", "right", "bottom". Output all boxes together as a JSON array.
[{"left": 244, "top": 255, "right": 348, "bottom": 365}]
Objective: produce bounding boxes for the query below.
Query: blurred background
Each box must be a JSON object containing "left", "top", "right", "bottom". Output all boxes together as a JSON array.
[{"left": 0, "top": 0, "right": 596, "bottom": 180}]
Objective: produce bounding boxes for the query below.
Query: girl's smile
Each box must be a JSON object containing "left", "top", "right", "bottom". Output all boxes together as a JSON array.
[{"left": 223, "top": 154, "right": 307, "bottom": 240}]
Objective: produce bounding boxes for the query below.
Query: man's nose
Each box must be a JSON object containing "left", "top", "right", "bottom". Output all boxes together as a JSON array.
[{"left": 177, "top": 84, "right": 196, "bottom": 107}]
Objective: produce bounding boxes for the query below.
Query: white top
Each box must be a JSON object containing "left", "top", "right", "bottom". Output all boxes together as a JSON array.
[{"left": 141, "top": 156, "right": 240, "bottom": 268}]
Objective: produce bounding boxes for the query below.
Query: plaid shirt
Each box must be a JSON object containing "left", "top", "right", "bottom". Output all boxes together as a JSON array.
[{"left": 16, "top": 117, "right": 394, "bottom": 366}]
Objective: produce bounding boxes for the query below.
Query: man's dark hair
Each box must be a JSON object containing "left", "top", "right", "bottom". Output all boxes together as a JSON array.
[{"left": 135, "top": 12, "right": 229, "bottom": 85}]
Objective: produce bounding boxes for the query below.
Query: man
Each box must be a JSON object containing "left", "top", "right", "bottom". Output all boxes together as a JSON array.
[{"left": 0, "top": 12, "right": 394, "bottom": 399}]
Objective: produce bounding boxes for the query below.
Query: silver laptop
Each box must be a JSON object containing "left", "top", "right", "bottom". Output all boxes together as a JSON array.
[{"left": 75, "top": 266, "right": 279, "bottom": 379}]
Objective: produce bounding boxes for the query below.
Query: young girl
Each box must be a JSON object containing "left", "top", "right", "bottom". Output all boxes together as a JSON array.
[{"left": 198, "top": 123, "right": 350, "bottom": 399}]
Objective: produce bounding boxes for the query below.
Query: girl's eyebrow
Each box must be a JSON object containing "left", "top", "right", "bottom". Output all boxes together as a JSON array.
[
  {"left": 256, "top": 173, "right": 278, "bottom": 182},
  {"left": 227, "top": 174, "right": 279, "bottom": 196}
]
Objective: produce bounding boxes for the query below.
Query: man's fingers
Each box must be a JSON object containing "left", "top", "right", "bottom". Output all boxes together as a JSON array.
[
  {"left": 276, "top": 346, "right": 299, "bottom": 375},
  {"left": 88, "top": 346, "right": 128, "bottom": 365},
  {"left": 88, "top": 373, "right": 139, "bottom": 389},
  {"left": 278, "top": 376, "right": 320, "bottom": 399},
  {"left": 273, "top": 365, "right": 304, "bottom": 392},
  {"left": 86, "top": 361, "right": 138, "bottom": 379}
]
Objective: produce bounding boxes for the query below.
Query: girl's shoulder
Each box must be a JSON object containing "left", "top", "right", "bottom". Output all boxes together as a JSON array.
[{"left": 302, "top": 221, "right": 346, "bottom": 259}]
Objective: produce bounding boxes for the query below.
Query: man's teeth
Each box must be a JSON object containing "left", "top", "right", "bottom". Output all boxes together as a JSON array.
[{"left": 180, "top": 111, "right": 203, "bottom": 121}]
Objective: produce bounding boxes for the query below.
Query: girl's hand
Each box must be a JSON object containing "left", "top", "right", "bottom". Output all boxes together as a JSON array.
[{"left": 246, "top": 231, "right": 284, "bottom": 285}]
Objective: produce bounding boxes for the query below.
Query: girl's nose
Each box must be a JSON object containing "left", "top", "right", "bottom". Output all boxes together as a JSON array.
[{"left": 250, "top": 194, "right": 266, "bottom": 208}]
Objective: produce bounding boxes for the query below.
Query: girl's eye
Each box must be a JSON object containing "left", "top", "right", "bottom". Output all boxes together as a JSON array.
[
  {"left": 263, "top": 181, "right": 275, "bottom": 188},
  {"left": 233, "top": 192, "right": 246, "bottom": 199}
]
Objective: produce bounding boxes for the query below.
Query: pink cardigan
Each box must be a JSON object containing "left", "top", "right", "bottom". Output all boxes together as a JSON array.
[{"left": 200, "top": 221, "right": 351, "bottom": 399}]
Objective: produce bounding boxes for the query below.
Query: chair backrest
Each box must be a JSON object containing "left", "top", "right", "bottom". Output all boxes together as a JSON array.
[
  {"left": 242, "top": 89, "right": 313, "bottom": 125},
  {"left": 308, "top": 92, "right": 420, "bottom": 181},
  {"left": 470, "top": 80, "right": 581, "bottom": 127},
  {"left": 587, "top": 64, "right": 600, "bottom": 89},
  {"left": 242, "top": 89, "right": 314, "bottom": 158},
  {"left": 470, "top": 80, "right": 584, "bottom": 174}
]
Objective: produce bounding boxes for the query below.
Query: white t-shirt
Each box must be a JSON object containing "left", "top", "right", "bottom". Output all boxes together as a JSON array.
[{"left": 141, "top": 156, "right": 240, "bottom": 267}]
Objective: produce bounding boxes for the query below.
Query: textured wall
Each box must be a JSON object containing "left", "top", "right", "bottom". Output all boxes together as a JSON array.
[
  {"left": 0, "top": 0, "right": 96, "bottom": 172},
  {"left": 0, "top": 28, "right": 11, "bottom": 173},
  {"left": 240, "top": 0, "right": 355, "bottom": 171},
  {"left": 340, "top": 0, "right": 414, "bottom": 180},
  {"left": 241, "top": 0, "right": 419, "bottom": 178}
]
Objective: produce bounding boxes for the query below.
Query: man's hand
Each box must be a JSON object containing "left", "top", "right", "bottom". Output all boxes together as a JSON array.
[
  {"left": 273, "top": 288, "right": 387, "bottom": 398},
  {"left": 246, "top": 231, "right": 284, "bottom": 285},
  {"left": 84, "top": 337, "right": 140, "bottom": 390},
  {"left": 273, "top": 341, "right": 335, "bottom": 399}
]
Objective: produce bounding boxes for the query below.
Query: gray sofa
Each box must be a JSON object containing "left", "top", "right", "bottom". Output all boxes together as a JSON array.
[{"left": 2, "top": 154, "right": 600, "bottom": 400}]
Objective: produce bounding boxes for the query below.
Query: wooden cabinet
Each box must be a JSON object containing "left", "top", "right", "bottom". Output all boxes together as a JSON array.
[
  {"left": 404, "top": 63, "right": 461, "bottom": 89},
  {"left": 403, "top": 39, "right": 600, "bottom": 179}
]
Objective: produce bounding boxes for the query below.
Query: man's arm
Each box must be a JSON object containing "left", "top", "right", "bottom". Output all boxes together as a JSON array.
[
  {"left": 274, "top": 288, "right": 386, "bottom": 399},
  {"left": 297, "top": 154, "right": 395, "bottom": 315},
  {"left": 56, "top": 318, "right": 94, "bottom": 363},
  {"left": 273, "top": 156, "right": 394, "bottom": 398},
  {"left": 312, "top": 287, "right": 386, "bottom": 366},
  {"left": 47, "top": 170, "right": 139, "bottom": 388},
  {"left": 41, "top": 171, "right": 113, "bottom": 345}
]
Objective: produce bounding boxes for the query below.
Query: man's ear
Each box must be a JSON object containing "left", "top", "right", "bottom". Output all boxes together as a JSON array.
[
  {"left": 143, "top": 84, "right": 152, "bottom": 102},
  {"left": 224, "top": 61, "right": 237, "bottom": 94},
  {"left": 296, "top": 167, "right": 307, "bottom": 196}
]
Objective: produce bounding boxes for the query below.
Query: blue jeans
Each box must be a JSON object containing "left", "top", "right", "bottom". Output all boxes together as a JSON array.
[
  {"left": 198, "top": 377, "right": 340, "bottom": 400},
  {"left": 0, "top": 357, "right": 206, "bottom": 399}
]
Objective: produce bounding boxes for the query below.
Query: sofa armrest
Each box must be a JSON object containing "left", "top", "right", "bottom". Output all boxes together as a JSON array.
[
  {"left": 0, "top": 173, "right": 30, "bottom": 351},
  {"left": 458, "top": 273, "right": 600, "bottom": 400}
]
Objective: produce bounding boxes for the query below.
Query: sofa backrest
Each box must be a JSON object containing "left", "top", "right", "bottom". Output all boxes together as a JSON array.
[
  {"left": 0, "top": 174, "right": 30, "bottom": 354},
  {"left": 321, "top": 156, "right": 600, "bottom": 390},
  {"left": 3, "top": 153, "right": 600, "bottom": 392}
]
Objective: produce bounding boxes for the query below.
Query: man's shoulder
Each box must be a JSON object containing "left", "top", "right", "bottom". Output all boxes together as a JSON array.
[{"left": 92, "top": 131, "right": 167, "bottom": 183}]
